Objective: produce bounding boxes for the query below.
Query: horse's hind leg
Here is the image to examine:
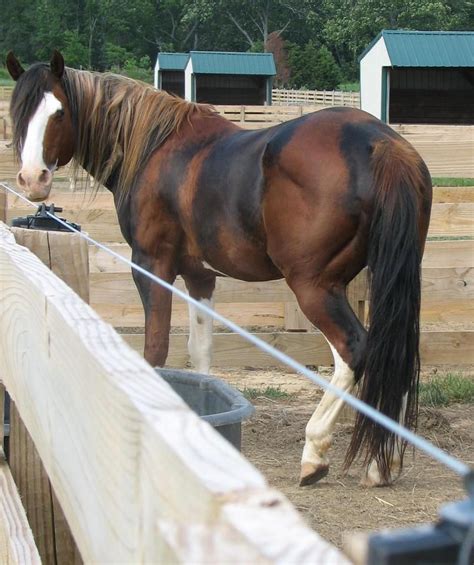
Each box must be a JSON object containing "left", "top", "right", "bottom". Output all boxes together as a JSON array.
[
  {"left": 183, "top": 272, "right": 216, "bottom": 373},
  {"left": 288, "top": 279, "right": 366, "bottom": 486},
  {"left": 361, "top": 392, "right": 408, "bottom": 487}
]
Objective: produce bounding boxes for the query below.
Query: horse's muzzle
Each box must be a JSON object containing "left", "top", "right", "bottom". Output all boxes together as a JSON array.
[{"left": 16, "top": 168, "right": 53, "bottom": 201}]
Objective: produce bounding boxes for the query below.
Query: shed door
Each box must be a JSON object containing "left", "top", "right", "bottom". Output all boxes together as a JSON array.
[{"left": 389, "top": 68, "right": 474, "bottom": 124}]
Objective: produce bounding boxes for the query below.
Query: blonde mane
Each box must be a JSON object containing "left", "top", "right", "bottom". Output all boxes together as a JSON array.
[{"left": 62, "top": 68, "right": 212, "bottom": 208}]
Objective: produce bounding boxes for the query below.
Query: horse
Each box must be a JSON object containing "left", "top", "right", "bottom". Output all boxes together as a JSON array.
[{"left": 6, "top": 50, "right": 432, "bottom": 487}]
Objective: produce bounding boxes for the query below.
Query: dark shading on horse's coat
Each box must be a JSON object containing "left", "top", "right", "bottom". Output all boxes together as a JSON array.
[{"left": 7, "top": 51, "right": 432, "bottom": 487}]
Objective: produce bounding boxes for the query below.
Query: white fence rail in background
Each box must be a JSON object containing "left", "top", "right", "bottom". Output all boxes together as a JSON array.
[{"left": 272, "top": 88, "right": 360, "bottom": 108}]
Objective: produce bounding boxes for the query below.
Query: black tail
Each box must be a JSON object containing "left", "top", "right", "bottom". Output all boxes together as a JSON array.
[{"left": 345, "top": 137, "right": 432, "bottom": 483}]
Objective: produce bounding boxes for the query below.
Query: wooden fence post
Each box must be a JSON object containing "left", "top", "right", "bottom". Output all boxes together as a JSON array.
[
  {"left": 0, "top": 191, "right": 5, "bottom": 224},
  {"left": 7, "top": 227, "right": 88, "bottom": 564}
]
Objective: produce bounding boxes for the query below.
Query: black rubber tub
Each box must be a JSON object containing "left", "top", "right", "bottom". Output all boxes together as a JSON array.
[{"left": 156, "top": 369, "right": 255, "bottom": 451}]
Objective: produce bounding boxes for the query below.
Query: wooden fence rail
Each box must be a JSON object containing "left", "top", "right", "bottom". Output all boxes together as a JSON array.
[
  {"left": 0, "top": 221, "right": 347, "bottom": 563},
  {"left": 4, "top": 191, "right": 474, "bottom": 242},
  {"left": 0, "top": 86, "right": 14, "bottom": 100},
  {"left": 272, "top": 88, "right": 360, "bottom": 107}
]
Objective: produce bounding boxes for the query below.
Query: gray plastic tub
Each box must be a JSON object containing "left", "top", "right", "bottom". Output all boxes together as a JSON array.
[{"left": 156, "top": 369, "right": 254, "bottom": 450}]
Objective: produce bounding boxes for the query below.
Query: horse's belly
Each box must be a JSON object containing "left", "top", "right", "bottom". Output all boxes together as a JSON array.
[{"left": 202, "top": 242, "right": 282, "bottom": 282}]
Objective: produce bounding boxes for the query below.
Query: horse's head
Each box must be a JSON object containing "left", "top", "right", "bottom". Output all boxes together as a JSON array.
[{"left": 6, "top": 51, "right": 75, "bottom": 201}]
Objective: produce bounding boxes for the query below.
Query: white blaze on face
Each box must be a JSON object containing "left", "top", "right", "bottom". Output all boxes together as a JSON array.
[{"left": 21, "top": 91, "right": 62, "bottom": 170}]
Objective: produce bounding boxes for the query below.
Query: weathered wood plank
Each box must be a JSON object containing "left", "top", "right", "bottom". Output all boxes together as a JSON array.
[
  {"left": 284, "top": 302, "right": 313, "bottom": 331},
  {"left": 433, "top": 186, "right": 474, "bottom": 203},
  {"left": 122, "top": 330, "right": 474, "bottom": 367},
  {"left": 428, "top": 203, "right": 474, "bottom": 237},
  {"left": 0, "top": 221, "right": 347, "bottom": 563},
  {"left": 0, "top": 191, "right": 6, "bottom": 223},
  {"left": 122, "top": 332, "right": 333, "bottom": 368},
  {"left": 9, "top": 403, "right": 55, "bottom": 564},
  {"left": 89, "top": 271, "right": 370, "bottom": 307},
  {"left": 0, "top": 447, "right": 41, "bottom": 564},
  {"left": 12, "top": 227, "right": 89, "bottom": 303},
  {"left": 422, "top": 240, "right": 473, "bottom": 268},
  {"left": 6, "top": 186, "right": 474, "bottom": 244},
  {"left": 88, "top": 240, "right": 474, "bottom": 274},
  {"left": 90, "top": 273, "right": 297, "bottom": 304},
  {"left": 89, "top": 266, "right": 471, "bottom": 317},
  {"left": 94, "top": 301, "right": 285, "bottom": 328}
]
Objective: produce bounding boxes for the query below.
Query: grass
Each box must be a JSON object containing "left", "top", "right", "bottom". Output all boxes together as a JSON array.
[
  {"left": 338, "top": 81, "right": 360, "bottom": 92},
  {"left": 427, "top": 235, "right": 473, "bottom": 241},
  {"left": 241, "top": 386, "right": 292, "bottom": 400},
  {"left": 432, "top": 177, "right": 474, "bottom": 187},
  {"left": 419, "top": 373, "right": 474, "bottom": 407}
]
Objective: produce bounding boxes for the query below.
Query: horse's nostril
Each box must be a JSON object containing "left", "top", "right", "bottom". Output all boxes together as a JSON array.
[
  {"left": 17, "top": 172, "right": 26, "bottom": 187},
  {"left": 39, "top": 169, "right": 50, "bottom": 183}
]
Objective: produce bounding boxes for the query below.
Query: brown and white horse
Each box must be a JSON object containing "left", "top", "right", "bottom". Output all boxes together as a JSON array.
[{"left": 7, "top": 50, "right": 432, "bottom": 487}]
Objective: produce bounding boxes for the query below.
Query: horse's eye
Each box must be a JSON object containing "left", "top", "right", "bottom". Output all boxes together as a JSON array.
[{"left": 56, "top": 109, "right": 65, "bottom": 119}]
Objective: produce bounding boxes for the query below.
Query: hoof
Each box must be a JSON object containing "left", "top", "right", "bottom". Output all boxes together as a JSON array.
[
  {"left": 360, "top": 475, "right": 391, "bottom": 488},
  {"left": 299, "top": 463, "right": 329, "bottom": 486},
  {"left": 361, "top": 460, "right": 395, "bottom": 487}
]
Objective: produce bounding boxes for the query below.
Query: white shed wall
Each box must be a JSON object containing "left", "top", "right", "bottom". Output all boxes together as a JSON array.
[
  {"left": 154, "top": 58, "right": 160, "bottom": 89},
  {"left": 184, "top": 59, "right": 194, "bottom": 101},
  {"left": 360, "top": 37, "right": 391, "bottom": 119}
]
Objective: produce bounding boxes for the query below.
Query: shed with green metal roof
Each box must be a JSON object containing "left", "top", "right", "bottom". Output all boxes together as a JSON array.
[
  {"left": 154, "top": 53, "right": 189, "bottom": 98},
  {"left": 359, "top": 30, "right": 474, "bottom": 124},
  {"left": 184, "top": 51, "right": 276, "bottom": 105}
]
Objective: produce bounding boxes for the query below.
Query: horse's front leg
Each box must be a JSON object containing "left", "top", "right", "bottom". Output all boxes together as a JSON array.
[
  {"left": 182, "top": 272, "right": 216, "bottom": 373},
  {"left": 132, "top": 249, "right": 177, "bottom": 367}
]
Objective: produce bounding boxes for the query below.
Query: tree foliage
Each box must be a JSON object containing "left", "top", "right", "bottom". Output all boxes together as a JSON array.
[{"left": 1, "top": 0, "right": 472, "bottom": 86}]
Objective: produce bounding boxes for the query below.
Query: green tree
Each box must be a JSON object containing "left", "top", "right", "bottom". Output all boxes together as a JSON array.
[
  {"left": 288, "top": 41, "right": 341, "bottom": 90},
  {"left": 62, "top": 30, "right": 89, "bottom": 68},
  {"left": 322, "top": 0, "right": 462, "bottom": 79}
]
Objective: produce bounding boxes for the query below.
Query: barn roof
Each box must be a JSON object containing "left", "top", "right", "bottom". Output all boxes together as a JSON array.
[
  {"left": 157, "top": 53, "right": 189, "bottom": 70},
  {"left": 189, "top": 51, "right": 276, "bottom": 75},
  {"left": 360, "top": 30, "right": 474, "bottom": 67}
]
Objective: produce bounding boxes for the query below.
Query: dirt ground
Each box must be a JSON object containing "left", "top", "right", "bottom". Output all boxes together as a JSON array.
[{"left": 217, "top": 367, "right": 474, "bottom": 550}]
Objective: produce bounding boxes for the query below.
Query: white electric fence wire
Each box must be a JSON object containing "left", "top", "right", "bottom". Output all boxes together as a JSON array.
[{"left": 1, "top": 180, "right": 472, "bottom": 482}]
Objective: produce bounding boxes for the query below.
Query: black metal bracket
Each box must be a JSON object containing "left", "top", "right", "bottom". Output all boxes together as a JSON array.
[
  {"left": 11, "top": 203, "right": 81, "bottom": 232},
  {"left": 368, "top": 473, "right": 474, "bottom": 564}
]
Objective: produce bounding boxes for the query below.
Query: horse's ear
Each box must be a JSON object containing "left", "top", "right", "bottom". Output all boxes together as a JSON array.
[
  {"left": 6, "top": 51, "right": 25, "bottom": 81},
  {"left": 50, "top": 50, "right": 65, "bottom": 79}
]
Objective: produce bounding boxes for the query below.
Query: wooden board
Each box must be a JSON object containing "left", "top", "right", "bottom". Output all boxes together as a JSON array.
[
  {"left": 122, "top": 330, "right": 474, "bottom": 368},
  {"left": 422, "top": 240, "right": 474, "bottom": 268},
  {"left": 94, "top": 301, "right": 285, "bottom": 329},
  {"left": 0, "top": 221, "right": 347, "bottom": 564},
  {"left": 9, "top": 401, "right": 55, "bottom": 563},
  {"left": 89, "top": 265, "right": 473, "bottom": 328},
  {"left": 12, "top": 227, "right": 89, "bottom": 303},
  {"left": 9, "top": 402, "right": 81, "bottom": 565},
  {"left": 88, "top": 240, "right": 474, "bottom": 274},
  {"left": 428, "top": 203, "right": 474, "bottom": 237},
  {"left": 7, "top": 202, "right": 473, "bottom": 243},
  {"left": 433, "top": 186, "right": 474, "bottom": 203},
  {"left": 0, "top": 447, "right": 40, "bottom": 564}
]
